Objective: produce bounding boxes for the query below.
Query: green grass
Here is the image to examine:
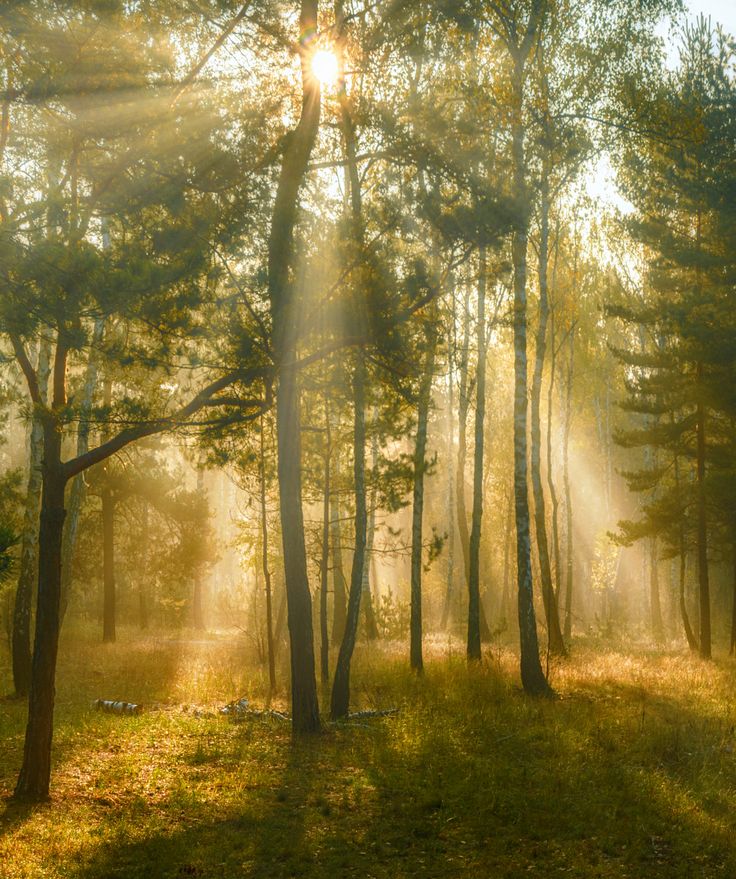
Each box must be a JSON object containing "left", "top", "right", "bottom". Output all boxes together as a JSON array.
[{"left": 2, "top": 627, "right": 736, "bottom": 877}]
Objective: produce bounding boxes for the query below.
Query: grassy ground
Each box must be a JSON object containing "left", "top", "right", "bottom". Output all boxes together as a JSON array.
[{"left": 2, "top": 627, "right": 736, "bottom": 878}]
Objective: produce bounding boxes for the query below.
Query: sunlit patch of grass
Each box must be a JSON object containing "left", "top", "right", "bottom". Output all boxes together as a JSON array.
[{"left": 3, "top": 629, "right": 736, "bottom": 877}]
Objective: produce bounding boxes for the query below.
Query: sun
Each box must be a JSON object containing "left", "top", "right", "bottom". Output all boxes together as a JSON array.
[{"left": 311, "top": 48, "right": 339, "bottom": 86}]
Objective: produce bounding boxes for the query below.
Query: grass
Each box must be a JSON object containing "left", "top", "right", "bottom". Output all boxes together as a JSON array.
[{"left": 2, "top": 626, "right": 736, "bottom": 877}]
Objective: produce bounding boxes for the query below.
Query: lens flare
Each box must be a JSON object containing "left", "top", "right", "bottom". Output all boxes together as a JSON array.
[{"left": 311, "top": 49, "right": 339, "bottom": 86}]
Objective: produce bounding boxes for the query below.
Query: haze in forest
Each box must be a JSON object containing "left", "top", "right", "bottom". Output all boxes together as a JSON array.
[{"left": 0, "top": 1, "right": 735, "bottom": 876}]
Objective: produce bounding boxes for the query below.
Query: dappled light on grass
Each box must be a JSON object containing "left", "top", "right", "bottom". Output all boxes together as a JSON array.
[{"left": 3, "top": 633, "right": 736, "bottom": 876}]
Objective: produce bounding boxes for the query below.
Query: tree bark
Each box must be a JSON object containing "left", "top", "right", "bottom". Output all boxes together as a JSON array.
[
  {"left": 101, "top": 376, "right": 116, "bottom": 643},
  {"left": 260, "top": 416, "right": 277, "bottom": 693},
  {"left": 14, "top": 419, "right": 66, "bottom": 800},
  {"left": 530, "top": 175, "right": 565, "bottom": 655},
  {"left": 319, "top": 403, "right": 331, "bottom": 684},
  {"left": 467, "top": 247, "right": 487, "bottom": 661},
  {"left": 410, "top": 317, "right": 437, "bottom": 672},
  {"left": 12, "top": 340, "right": 51, "bottom": 697},
  {"left": 695, "top": 364, "right": 711, "bottom": 660},
  {"left": 267, "top": 0, "right": 321, "bottom": 734},
  {"left": 331, "top": 354, "right": 367, "bottom": 718},
  {"left": 361, "top": 427, "right": 379, "bottom": 640},
  {"left": 510, "top": 54, "right": 550, "bottom": 696},
  {"left": 441, "top": 313, "right": 455, "bottom": 631},
  {"left": 330, "top": 479, "right": 347, "bottom": 645},
  {"left": 562, "top": 330, "right": 574, "bottom": 642},
  {"left": 60, "top": 316, "right": 104, "bottom": 622}
]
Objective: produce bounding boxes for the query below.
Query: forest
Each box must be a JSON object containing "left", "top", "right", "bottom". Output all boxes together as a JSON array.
[{"left": 1, "top": 0, "right": 735, "bottom": 876}]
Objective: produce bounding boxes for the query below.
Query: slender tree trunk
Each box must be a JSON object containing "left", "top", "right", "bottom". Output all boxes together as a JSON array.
[
  {"left": 467, "top": 248, "right": 487, "bottom": 661},
  {"left": 562, "top": 331, "right": 574, "bottom": 642},
  {"left": 191, "top": 463, "right": 205, "bottom": 631},
  {"left": 410, "top": 318, "right": 437, "bottom": 673},
  {"left": 101, "top": 485, "right": 116, "bottom": 643},
  {"left": 455, "top": 286, "right": 472, "bottom": 586},
  {"left": 510, "top": 58, "right": 549, "bottom": 696},
  {"left": 319, "top": 404, "right": 331, "bottom": 683},
  {"left": 101, "top": 376, "right": 116, "bottom": 643},
  {"left": 695, "top": 366, "right": 711, "bottom": 660},
  {"left": 260, "top": 417, "right": 277, "bottom": 694},
  {"left": 672, "top": 439, "right": 696, "bottom": 650},
  {"left": 546, "top": 313, "right": 562, "bottom": 600},
  {"left": 330, "top": 480, "right": 347, "bottom": 645},
  {"left": 331, "top": 354, "right": 367, "bottom": 718},
  {"left": 501, "top": 485, "right": 514, "bottom": 626},
  {"left": 361, "top": 428, "right": 379, "bottom": 639},
  {"left": 267, "top": 0, "right": 321, "bottom": 734},
  {"left": 649, "top": 537, "right": 663, "bottom": 642},
  {"left": 60, "top": 316, "right": 104, "bottom": 623},
  {"left": 441, "top": 324, "right": 455, "bottom": 630},
  {"left": 531, "top": 176, "right": 565, "bottom": 656},
  {"left": 139, "top": 501, "right": 149, "bottom": 630},
  {"left": 14, "top": 419, "right": 67, "bottom": 801},
  {"left": 12, "top": 341, "right": 51, "bottom": 697}
]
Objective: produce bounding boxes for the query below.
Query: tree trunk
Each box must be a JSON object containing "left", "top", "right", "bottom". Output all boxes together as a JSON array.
[
  {"left": 260, "top": 417, "right": 277, "bottom": 694},
  {"left": 101, "top": 376, "right": 116, "bottom": 643},
  {"left": 330, "top": 481, "right": 347, "bottom": 646},
  {"left": 267, "top": 0, "right": 321, "bottom": 735},
  {"left": 511, "top": 58, "right": 550, "bottom": 696},
  {"left": 361, "top": 420, "right": 379, "bottom": 640},
  {"left": 12, "top": 340, "right": 51, "bottom": 697},
  {"left": 530, "top": 176, "right": 565, "bottom": 656},
  {"left": 319, "top": 405, "right": 331, "bottom": 683},
  {"left": 562, "top": 330, "right": 574, "bottom": 642},
  {"left": 649, "top": 537, "right": 663, "bottom": 642},
  {"left": 730, "top": 534, "right": 736, "bottom": 656},
  {"left": 139, "top": 501, "right": 149, "bottom": 630},
  {"left": 60, "top": 316, "right": 104, "bottom": 623},
  {"left": 101, "top": 485, "right": 116, "bottom": 643},
  {"left": 410, "top": 319, "right": 437, "bottom": 673},
  {"left": 14, "top": 421, "right": 67, "bottom": 801},
  {"left": 441, "top": 323, "right": 455, "bottom": 630},
  {"left": 191, "top": 464, "right": 205, "bottom": 631},
  {"left": 467, "top": 247, "right": 487, "bottom": 661},
  {"left": 331, "top": 354, "right": 367, "bottom": 718},
  {"left": 695, "top": 364, "right": 711, "bottom": 660}
]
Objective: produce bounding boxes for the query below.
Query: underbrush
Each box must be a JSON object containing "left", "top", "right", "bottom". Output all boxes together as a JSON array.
[{"left": 2, "top": 627, "right": 736, "bottom": 877}]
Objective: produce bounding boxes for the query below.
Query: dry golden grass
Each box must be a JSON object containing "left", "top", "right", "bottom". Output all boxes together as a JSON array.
[{"left": 2, "top": 625, "right": 736, "bottom": 877}]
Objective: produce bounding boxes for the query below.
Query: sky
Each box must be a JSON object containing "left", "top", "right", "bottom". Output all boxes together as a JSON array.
[{"left": 686, "top": 0, "right": 736, "bottom": 36}]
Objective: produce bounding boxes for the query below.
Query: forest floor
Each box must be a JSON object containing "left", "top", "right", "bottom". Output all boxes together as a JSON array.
[{"left": 2, "top": 627, "right": 736, "bottom": 878}]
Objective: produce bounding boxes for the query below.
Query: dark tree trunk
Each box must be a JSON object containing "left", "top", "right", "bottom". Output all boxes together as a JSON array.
[
  {"left": 361, "top": 428, "right": 379, "bottom": 640},
  {"left": 60, "top": 316, "right": 104, "bottom": 623},
  {"left": 319, "top": 405, "right": 331, "bottom": 684},
  {"left": 510, "top": 56, "right": 550, "bottom": 696},
  {"left": 12, "top": 341, "right": 51, "bottom": 697},
  {"left": 562, "top": 331, "right": 574, "bottom": 642},
  {"left": 455, "top": 285, "right": 472, "bottom": 584},
  {"left": 441, "top": 319, "right": 456, "bottom": 631},
  {"left": 267, "top": 0, "right": 321, "bottom": 735},
  {"left": 331, "top": 355, "right": 367, "bottom": 718},
  {"left": 410, "top": 320, "right": 437, "bottom": 673},
  {"left": 330, "top": 483, "right": 347, "bottom": 646},
  {"left": 530, "top": 176, "right": 565, "bottom": 656},
  {"left": 695, "top": 364, "right": 711, "bottom": 660},
  {"left": 467, "top": 247, "right": 487, "bottom": 662},
  {"left": 259, "top": 417, "right": 277, "bottom": 694},
  {"left": 101, "top": 376, "right": 116, "bottom": 643},
  {"left": 14, "top": 422, "right": 67, "bottom": 801},
  {"left": 101, "top": 485, "right": 116, "bottom": 643}
]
